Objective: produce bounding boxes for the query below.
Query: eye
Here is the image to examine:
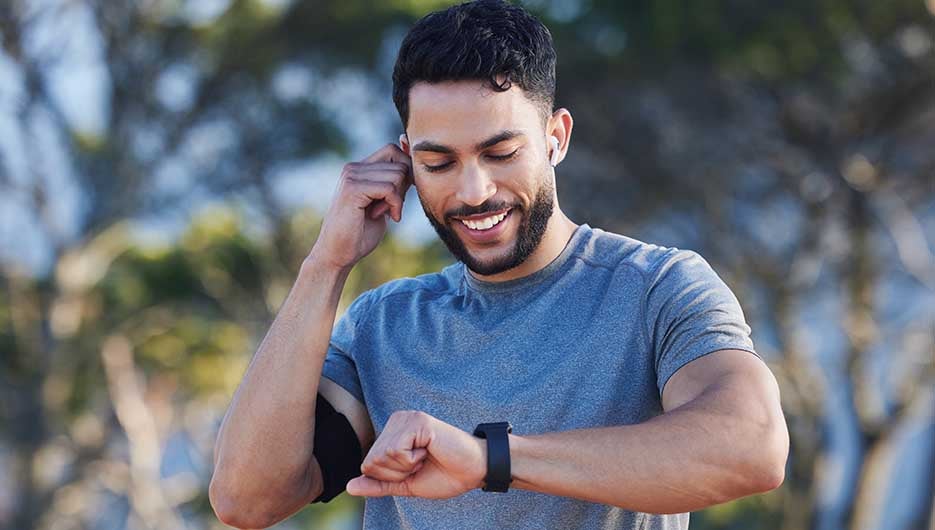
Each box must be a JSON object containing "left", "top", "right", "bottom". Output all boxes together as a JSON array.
[
  {"left": 422, "top": 161, "right": 454, "bottom": 173},
  {"left": 421, "top": 148, "right": 519, "bottom": 173},
  {"left": 488, "top": 149, "right": 519, "bottom": 161}
]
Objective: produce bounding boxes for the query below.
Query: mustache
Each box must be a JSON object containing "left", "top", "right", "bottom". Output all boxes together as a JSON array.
[{"left": 444, "top": 200, "right": 517, "bottom": 220}]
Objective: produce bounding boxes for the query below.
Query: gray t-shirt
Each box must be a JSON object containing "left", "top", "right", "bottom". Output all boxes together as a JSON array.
[{"left": 321, "top": 224, "right": 758, "bottom": 530}]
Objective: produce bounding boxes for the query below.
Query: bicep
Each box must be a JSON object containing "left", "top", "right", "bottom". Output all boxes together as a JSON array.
[
  {"left": 661, "top": 349, "right": 781, "bottom": 415},
  {"left": 660, "top": 349, "right": 790, "bottom": 491},
  {"left": 319, "top": 376, "right": 376, "bottom": 454}
]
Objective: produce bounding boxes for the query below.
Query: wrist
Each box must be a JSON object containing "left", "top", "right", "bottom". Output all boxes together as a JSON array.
[
  {"left": 302, "top": 249, "right": 354, "bottom": 277},
  {"left": 505, "top": 433, "right": 527, "bottom": 489},
  {"left": 473, "top": 436, "right": 488, "bottom": 490},
  {"left": 296, "top": 255, "right": 352, "bottom": 308},
  {"left": 472, "top": 422, "right": 513, "bottom": 492},
  {"left": 473, "top": 435, "right": 528, "bottom": 491}
]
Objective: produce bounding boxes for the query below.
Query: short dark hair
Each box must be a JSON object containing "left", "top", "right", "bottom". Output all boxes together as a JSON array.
[{"left": 392, "top": 0, "right": 557, "bottom": 130}]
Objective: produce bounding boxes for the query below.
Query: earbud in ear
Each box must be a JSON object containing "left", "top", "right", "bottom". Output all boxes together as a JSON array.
[{"left": 549, "top": 136, "right": 560, "bottom": 166}]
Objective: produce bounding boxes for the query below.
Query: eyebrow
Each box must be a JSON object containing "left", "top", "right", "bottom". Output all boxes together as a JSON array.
[{"left": 411, "top": 130, "right": 526, "bottom": 155}]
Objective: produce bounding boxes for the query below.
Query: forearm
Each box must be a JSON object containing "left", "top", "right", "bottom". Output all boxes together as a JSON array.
[
  {"left": 211, "top": 257, "right": 349, "bottom": 503},
  {"left": 506, "top": 377, "right": 787, "bottom": 514}
]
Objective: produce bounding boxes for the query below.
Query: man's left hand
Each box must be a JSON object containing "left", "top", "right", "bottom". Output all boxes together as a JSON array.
[{"left": 345, "top": 410, "right": 487, "bottom": 499}]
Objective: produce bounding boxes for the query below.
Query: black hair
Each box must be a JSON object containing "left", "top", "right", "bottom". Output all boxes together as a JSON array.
[{"left": 392, "top": 0, "right": 557, "bottom": 130}]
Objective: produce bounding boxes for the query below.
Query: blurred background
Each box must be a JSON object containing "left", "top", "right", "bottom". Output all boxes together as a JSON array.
[{"left": 1, "top": 0, "right": 933, "bottom": 529}]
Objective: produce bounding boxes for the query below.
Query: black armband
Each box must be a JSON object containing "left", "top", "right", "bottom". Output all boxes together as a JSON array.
[{"left": 310, "top": 393, "right": 363, "bottom": 503}]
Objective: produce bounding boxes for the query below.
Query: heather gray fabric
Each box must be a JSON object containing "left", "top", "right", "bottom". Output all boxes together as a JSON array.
[{"left": 321, "top": 223, "right": 758, "bottom": 530}]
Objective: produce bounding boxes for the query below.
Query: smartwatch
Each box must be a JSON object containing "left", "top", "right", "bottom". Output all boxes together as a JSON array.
[{"left": 472, "top": 421, "right": 513, "bottom": 492}]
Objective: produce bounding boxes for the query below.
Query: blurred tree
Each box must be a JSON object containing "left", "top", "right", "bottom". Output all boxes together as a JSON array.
[
  {"left": 1, "top": 1, "right": 933, "bottom": 529},
  {"left": 1, "top": 204, "right": 448, "bottom": 529},
  {"left": 548, "top": 2, "right": 935, "bottom": 530},
  {"left": 0, "top": 3, "right": 450, "bottom": 527}
]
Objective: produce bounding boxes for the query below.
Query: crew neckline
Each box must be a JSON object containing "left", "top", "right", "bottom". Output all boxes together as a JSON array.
[{"left": 462, "top": 223, "right": 592, "bottom": 294}]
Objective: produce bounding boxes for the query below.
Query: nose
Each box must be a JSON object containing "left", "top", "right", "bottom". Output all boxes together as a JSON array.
[{"left": 454, "top": 163, "right": 497, "bottom": 206}]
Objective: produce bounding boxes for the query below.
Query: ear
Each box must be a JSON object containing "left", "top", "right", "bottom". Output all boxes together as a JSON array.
[
  {"left": 398, "top": 133, "right": 417, "bottom": 189},
  {"left": 398, "top": 133, "right": 410, "bottom": 155},
  {"left": 546, "top": 109, "right": 573, "bottom": 167}
]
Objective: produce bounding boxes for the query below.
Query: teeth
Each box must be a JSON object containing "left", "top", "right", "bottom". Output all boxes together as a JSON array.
[{"left": 461, "top": 211, "right": 508, "bottom": 231}]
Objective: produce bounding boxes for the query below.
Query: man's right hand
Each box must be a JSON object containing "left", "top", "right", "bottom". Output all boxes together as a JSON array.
[{"left": 309, "top": 143, "right": 413, "bottom": 270}]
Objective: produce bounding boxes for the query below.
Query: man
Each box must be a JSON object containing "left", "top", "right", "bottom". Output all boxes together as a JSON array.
[{"left": 209, "top": 1, "right": 789, "bottom": 529}]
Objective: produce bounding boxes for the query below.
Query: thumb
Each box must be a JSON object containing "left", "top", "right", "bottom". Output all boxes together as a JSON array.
[{"left": 346, "top": 476, "right": 411, "bottom": 497}]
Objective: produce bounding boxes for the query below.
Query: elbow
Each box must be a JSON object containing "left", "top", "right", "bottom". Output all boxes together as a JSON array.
[
  {"left": 209, "top": 475, "right": 259, "bottom": 529},
  {"left": 740, "top": 386, "right": 790, "bottom": 496},
  {"left": 209, "top": 460, "right": 321, "bottom": 529},
  {"left": 759, "top": 415, "right": 790, "bottom": 492},
  {"left": 739, "top": 419, "right": 789, "bottom": 495},
  {"left": 714, "top": 451, "right": 786, "bottom": 507},
  {"left": 208, "top": 476, "right": 241, "bottom": 528},
  {"left": 748, "top": 455, "right": 786, "bottom": 494},
  {"left": 209, "top": 471, "right": 279, "bottom": 529},
  {"left": 712, "top": 419, "right": 788, "bottom": 505}
]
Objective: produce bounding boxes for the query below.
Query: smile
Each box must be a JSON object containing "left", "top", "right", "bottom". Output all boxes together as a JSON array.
[{"left": 459, "top": 211, "right": 509, "bottom": 231}]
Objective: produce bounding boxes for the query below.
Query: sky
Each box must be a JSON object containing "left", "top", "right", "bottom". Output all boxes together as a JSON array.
[
  {"left": 0, "top": 2, "right": 933, "bottom": 528},
  {"left": 0, "top": 0, "right": 437, "bottom": 277}
]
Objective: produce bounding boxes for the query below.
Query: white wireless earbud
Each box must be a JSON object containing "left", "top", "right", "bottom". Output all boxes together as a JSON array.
[{"left": 549, "top": 136, "right": 560, "bottom": 166}]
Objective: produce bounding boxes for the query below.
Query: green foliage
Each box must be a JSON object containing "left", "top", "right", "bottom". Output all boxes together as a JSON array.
[
  {"left": 550, "top": 0, "right": 933, "bottom": 81},
  {"left": 2, "top": 0, "right": 933, "bottom": 528},
  {"left": 87, "top": 206, "right": 447, "bottom": 402},
  {"left": 691, "top": 491, "right": 782, "bottom": 530},
  {"left": 0, "top": 198, "right": 449, "bottom": 526}
]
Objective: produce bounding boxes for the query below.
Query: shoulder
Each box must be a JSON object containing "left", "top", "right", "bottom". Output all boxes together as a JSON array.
[{"left": 579, "top": 226, "right": 696, "bottom": 281}]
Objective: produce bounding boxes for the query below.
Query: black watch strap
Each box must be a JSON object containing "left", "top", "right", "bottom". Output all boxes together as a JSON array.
[{"left": 472, "top": 422, "right": 513, "bottom": 492}]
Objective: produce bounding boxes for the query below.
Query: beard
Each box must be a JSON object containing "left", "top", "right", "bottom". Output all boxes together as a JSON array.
[{"left": 419, "top": 177, "right": 555, "bottom": 276}]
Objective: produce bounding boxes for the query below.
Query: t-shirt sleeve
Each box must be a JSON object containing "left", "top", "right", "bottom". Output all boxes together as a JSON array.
[
  {"left": 644, "top": 249, "right": 758, "bottom": 397},
  {"left": 320, "top": 290, "right": 373, "bottom": 405}
]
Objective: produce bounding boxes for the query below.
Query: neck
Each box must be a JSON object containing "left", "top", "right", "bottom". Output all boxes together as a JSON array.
[{"left": 467, "top": 209, "right": 578, "bottom": 283}]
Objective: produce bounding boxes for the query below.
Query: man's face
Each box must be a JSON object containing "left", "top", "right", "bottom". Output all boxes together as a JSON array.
[{"left": 403, "top": 80, "right": 555, "bottom": 276}]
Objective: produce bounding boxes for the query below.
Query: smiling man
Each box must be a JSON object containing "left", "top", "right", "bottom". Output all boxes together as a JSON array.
[
  {"left": 403, "top": 80, "right": 574, "bottom": 282},
  {"left": 208, "top": 1, "right": 789, "bottom": 529}
]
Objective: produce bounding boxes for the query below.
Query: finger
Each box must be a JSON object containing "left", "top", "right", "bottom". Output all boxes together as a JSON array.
[
  {"left": 358, "top": 181, "right": 403, "bottom": 222},
  {"left": 347, "top": 167, "right": 408, "bottom": 221},
  {"left": 394, "top": 154, "right": 414, "bottom": 193},
  {"left": 361, "top": 143, "right": 411, "bottom": 170},
  {"left": 352, "top": 172, "right": 409, "bottom": 223},
  {"left": 350, "top": 162, "right": 411, "bottom": 175},
  {"left": 368, "top": 201, "right": 391, "bottom": 220},
  {"left": 346, "top": 179, "right": 404, "bottom": 221},
  {"left": 346, "top": 475, "right": 412, "bottom": 497},
  {"left": 377, "top": 154, "right": 414, "bottom": 197},
  {"left": 375, "top": 196, "right": 403, "bottom": 224},
  {"left": 359, "top": 463, "right": 413, "bottom": 482},
  {"left": 360, "top": 449, "right": 426, "bottom": 482},
  {"left": 360, "top": 144, "right": 413, "bottom": 193},
  {"left": 341, "top": 162, "right": 407, "bottom": 191},
  {"left": 388, "top": 447, "right": 427, "bottom": 469},
  {"left": 347, "top": 165, "right": 410, "bottom": 191},
  {"left": 360, "top": 411, "right": 432, "bottom": 475},
  {"left": 363, "top": 449, "right": 411, "bottom": 474},
  {"left": 362, "top": 444, "right": 425, "bottom": 473}
]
